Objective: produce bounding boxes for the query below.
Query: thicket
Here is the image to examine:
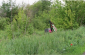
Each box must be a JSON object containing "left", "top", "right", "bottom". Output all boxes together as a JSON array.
[
  {"left": 0, "top": 0, "right": 85, "bottom": 38},
  {"left": 5, "top": 9, "right": 34, "bottom": 39},
  {"left": 0, "top": 0, "right": 85, "bottom": 54},
  {"left": 0, "top": 17, "right": 9, "bottom": 30}
]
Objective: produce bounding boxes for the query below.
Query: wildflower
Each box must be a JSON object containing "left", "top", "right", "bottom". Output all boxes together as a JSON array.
[{"left": 70, "top": 43, "right": 73, "bottom": 46}]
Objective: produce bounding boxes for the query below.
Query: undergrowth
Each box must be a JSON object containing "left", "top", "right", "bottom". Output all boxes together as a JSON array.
[{"left": 0, "top": 26, "right": 85, "bottom": 55}]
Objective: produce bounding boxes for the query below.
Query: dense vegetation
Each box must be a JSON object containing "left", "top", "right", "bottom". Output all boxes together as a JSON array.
[
  {"left": 0, "top": 0, "right": 85, "bottom": 55},
  {"left": 0, "top": 26, "right": 85, "bottom": 55}
]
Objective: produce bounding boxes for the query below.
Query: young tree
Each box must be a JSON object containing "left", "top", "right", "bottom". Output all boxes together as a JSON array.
[
  {"left": 49, "top": 0, "right": 79, "bottom": 29},
  {"left": 64, "top": 0, "right": 85, "bottom": 25},
  {"left": 1, "top": 0, "right": 19, "bottom": 22},
  {"left": 28, "top": 0, "right": 51, "bottom": 18}
]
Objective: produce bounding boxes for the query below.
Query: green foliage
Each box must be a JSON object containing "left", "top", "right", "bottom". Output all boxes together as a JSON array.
[
  {"left": 0, "top": 26, "right": 85, "bottom": 55},
  {"left": 33, "top": 19, "right": 45, "bottom": 30},
  {"left": 13, "top": 9, "right": 27, "bottom": 30},
  {"left": 5, "top": 25, "right": 13, "bottom": 39},
  {"left": 64, "top": 0, "right": 85, "bottom": 25},
  {"left": 50, "top": 0, "right": 79, "bottom": 29},
  {"left": 4, "top": 9, "right": 34, "bottom": 39},
  {"left": 0, "top": 17, "right": 9, "bottom": 30},
  {"left": 29, "top": 0, "right": 51, "bottom": 18},
  {"left": 0, "top": 0, "right": 19, "bottom": 22},
  {"left": 32, "top": 11, "right": 50, "bottom": 30},
  {"left": 27, "top": 23, "right": 34, "bottom": 35},
  {"left": 30, "top": 1, "right": 42, "bottom": 17},
  {"left": 13, "top": 9, "right": 34, "bottom": 35},
  {"left": 0, "top": 0, "right": 85, "bottom": 33},
  {"left": 40, "top": 0, "right": 51, "bottom": 11},
  {"left": 63, "top": 9, "right": 79, "bottom": 29}
]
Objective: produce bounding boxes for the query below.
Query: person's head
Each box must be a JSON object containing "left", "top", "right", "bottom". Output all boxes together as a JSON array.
[{"left": 49, "top": 20, "right": 52, "bottom": 24}]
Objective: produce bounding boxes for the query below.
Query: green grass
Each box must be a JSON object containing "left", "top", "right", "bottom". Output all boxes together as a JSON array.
[{"left": 0, "top": 26, "right": 85, "bottom": 55}]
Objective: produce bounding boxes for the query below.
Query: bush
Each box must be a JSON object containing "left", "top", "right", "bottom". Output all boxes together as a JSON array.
[
  {"left": 0, "top": 17, "right": 9, "bottom": 30},
  {"left": 32, "top": 11, "right": 50, "bottom": 30},
  {"left": 33, "top": 19, "right": 46, "bottom": 30},
  {"left": 4, "top": 9, "right": 35, "bottom": 39},
  {"left": 27, "top": 23, "right": 34, "bottom": 35},
  {"left": 50, "top": 8, "right": 79, "bottom": 29}
]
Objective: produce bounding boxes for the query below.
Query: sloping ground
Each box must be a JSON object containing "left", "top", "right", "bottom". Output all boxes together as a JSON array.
[{"left": 0, "top": 26, "right": 85, "bottom": 55}]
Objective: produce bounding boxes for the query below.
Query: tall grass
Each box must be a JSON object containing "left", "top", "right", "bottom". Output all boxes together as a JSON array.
[{"left": 0, "top": 26, "right": 85, "bottom": 55}]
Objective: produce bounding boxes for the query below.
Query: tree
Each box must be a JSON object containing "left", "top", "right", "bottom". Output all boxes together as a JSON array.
[
  {"left": 40, "top": 0, "right": 51, "bottom": 11},
  {"left": 24, "top": 4, "right": 31, "bottom": 18},
  {"left": 49, "top": 0, "right": 79, "bottom": 29},
  {"left": 64, "top": 0, "right": 85, "bottom": 25},
  {"left": 28, "top": 0, "right": 51, "bottom": 18},
  {"left": 0, "top": 0, "right": 19, "bottom": 22},
  {"left": 27, "top": 0, "right": 51, "bottom": 30}
]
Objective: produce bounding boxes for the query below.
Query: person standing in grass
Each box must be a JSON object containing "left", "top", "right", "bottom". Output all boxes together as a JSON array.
[
  {"left": 52, "top": 24, "right": 57, "bottom": 32},
  {"left": 49, "top": 20, "right": 57, "bottom": 32},
  {"left": 49, "top": 21, "right": 53, "bottom": 32}
]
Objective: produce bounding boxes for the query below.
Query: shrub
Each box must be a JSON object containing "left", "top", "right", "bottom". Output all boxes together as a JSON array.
[
  {"left": 0, "top": 17, "right": 9, "bottom": 30},
  {"left": 27, "top": 23, "right": 34, "bottom": 35},
  {"left": 32, "top": 11, "right": 50, "bottom": 30}
]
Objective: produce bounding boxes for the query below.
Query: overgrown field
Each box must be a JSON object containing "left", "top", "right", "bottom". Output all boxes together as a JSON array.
[{"left": 0, "top": 26, "right": 85, "bottom": 55}]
